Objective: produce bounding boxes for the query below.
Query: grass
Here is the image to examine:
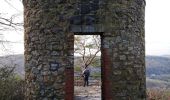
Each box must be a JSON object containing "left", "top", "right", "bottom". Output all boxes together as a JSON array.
[
  {"left": 91, "top": 72, "right": 101, "bottom": 79},
  {"left": 147, "top": 88, "right": 170, "bottom": 100},
  {"left": 74, "top": 66, "right": 82, "bottom": 72}
]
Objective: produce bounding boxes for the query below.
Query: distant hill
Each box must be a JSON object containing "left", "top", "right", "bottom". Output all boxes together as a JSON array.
[
  {"left": 146, "top": 78, "right": 170, "bottom": 88},
  {"left": 163, "top": 55, "right": 170, "bottom": 58},
  {"left": 146, "top": 56, "right": 170, "bottom": 76},
  {"left": 1, "top": 54, "right": 170, "bottom": 83},
  {"left": 0, "top": 54, "right": 24, "bottom": 77}
]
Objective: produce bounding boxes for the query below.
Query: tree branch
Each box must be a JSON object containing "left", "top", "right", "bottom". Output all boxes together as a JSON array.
[{"left": 86, "top": 49, "right": 100, "bottom": 67}]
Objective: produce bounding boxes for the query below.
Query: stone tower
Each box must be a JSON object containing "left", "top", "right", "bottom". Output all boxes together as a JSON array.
[{"left": 23, "top": 0, "right": 146, "bottom": 100}]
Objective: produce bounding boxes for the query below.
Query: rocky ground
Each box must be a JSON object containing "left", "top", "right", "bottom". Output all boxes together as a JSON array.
[{"left": 74, "top": 86, "right": 101, "bottom": 100}]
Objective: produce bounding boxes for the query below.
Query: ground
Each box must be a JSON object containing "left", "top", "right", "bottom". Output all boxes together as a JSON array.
[{"left": 74, "top": 86, "right": 101, "bottom": 100}]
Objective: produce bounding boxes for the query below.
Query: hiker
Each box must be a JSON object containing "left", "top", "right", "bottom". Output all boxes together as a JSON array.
[{"left": 82, "top": 66, "right": 90, "bottom": 87}]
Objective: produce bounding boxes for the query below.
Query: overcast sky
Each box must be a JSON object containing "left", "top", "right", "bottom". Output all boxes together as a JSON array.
[{"left": 0, "top": 0, "right": 170, "bottom": 56}]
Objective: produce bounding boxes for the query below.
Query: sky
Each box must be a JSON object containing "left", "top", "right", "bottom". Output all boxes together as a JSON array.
[
  {"left": 145, "top": 0, "right": 170, "bottom": 56},
  {"left": 0, "top": 0, "right": 170, "bottom": 56}
]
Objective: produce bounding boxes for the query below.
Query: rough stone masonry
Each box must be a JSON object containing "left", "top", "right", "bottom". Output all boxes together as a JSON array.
[{"left": 23, "top": 0, "right": 146, "bottom": 100}]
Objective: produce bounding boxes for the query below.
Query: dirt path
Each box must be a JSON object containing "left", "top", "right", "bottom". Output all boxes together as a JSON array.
[{"left": 74, "top": 86, "right": 101, "bottom": 100}]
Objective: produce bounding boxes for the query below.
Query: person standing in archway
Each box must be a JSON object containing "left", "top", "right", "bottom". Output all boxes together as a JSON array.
[{"left": 82, "top": 65, "right": 90, "bottom": 87}]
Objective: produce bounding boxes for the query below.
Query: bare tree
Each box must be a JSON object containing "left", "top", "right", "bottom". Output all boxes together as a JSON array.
[
  {"left": 0, "top": 0, "right": 23, "bottom": 55},
  {"left": 0, "top": 13, "right": 23, "bottom": 31},
  {"left": 74, "top": 35, "right": 101, "bottom": 69},
  {"left": 0, "top": 0, "right": 23, "bottom": 31}
]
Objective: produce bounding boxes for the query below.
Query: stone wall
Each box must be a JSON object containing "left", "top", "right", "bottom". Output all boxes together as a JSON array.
[
  {"left": 101, "top": 1, "right": 146, "bottom": 99},
  {"left": 23, "top": 0, "right": 146, "bottom": 99}
]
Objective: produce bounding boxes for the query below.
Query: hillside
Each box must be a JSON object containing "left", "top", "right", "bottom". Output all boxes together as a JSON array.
[
  {"left": 1, "top": 54, "right": 170, "bottom": 88},
  {"left": 146, "top": 56, "right": 170, "bottom": 76},
  {"left": 1, "top": 55, "right": 170, "bottom": 76},
  {"left": 0, "top": 54, "right": 24, "bottom": 76}
]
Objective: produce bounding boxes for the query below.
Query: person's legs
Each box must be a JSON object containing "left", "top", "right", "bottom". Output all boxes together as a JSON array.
[
  {"left": 83, "top": 77, "right": 86, "bottom": 87},
  {"left": 86, "top": 77, "right": 89, "bottom": 86},
  {"left": 85, "top": 77, "right": 88, "bottom": 86}
]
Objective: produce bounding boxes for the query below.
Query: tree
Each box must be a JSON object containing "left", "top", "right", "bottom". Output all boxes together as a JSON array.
[
  {"left": 0, "top": 1, "right": 26, "bottom": 99},
  {"left": 0, "top": 59, "right": 25, "bottom": 100},
  {"left": 74, "top": 35, "right": 101, "bottom": 69},
  {"left": 0, "top": 0, "right": 23, "bottom": 55},
  {"left": 0, "top": 14, "right": 23, "bottom": 31},
  {"left": 0, "top": 0, "right": 23, "bottom": 31}
]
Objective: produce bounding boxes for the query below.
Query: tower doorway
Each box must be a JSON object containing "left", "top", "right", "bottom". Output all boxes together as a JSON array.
[{"left": 74, "top": 35, "right": 101, "bottom": 100}]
